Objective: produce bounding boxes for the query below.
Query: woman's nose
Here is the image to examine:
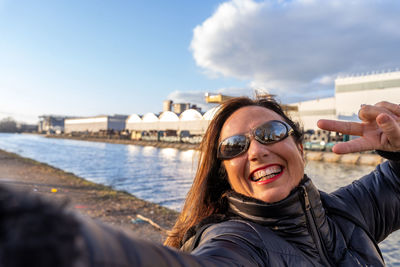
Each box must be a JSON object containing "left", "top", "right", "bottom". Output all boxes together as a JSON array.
[{"left": 247, "top": 139, "right": 270, "bottom": 161}]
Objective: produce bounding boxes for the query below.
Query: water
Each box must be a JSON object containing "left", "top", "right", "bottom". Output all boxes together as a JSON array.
[
  {"left": 0, "top": 133, "right": 198, "bottom": 211},
  {"left": 0, "top": 133, "right": 398, "bottom": 264}
]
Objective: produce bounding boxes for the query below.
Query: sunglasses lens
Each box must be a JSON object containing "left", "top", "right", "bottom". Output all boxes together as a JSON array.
[
  {"left": 218, "top": 120, "right": 292, "bottom": 159},
  {"left": 219, "top": 135, "right": 248, "bottom": 159},
  {"left": 255, "top": 121, "right": 288, "bottom": 143}
]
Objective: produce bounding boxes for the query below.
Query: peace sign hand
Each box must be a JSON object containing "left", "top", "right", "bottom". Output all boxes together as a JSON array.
[{"left": 317, "top": 101, "right": 400, "bottom": 154}]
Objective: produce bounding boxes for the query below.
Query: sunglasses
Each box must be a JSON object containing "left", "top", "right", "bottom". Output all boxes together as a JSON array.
[{"left": 217, "top": 120, "right": 295, "bottom": 160}]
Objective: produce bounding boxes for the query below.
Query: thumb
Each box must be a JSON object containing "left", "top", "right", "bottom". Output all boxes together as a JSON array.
[{"left": 376, "top": 113, "right": 400, "bottom": 149}]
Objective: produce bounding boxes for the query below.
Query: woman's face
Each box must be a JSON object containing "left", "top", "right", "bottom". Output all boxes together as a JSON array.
[{"left": 220, "top": 106, "right": 305, "bottom": 203}]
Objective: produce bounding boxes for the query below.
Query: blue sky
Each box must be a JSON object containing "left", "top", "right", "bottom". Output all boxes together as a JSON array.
[{"left": 1, "top": 0, "right": 399, "bottom": 123}]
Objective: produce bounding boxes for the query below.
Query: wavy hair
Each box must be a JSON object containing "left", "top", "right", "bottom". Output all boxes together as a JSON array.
[{"left": 164, "top": 97, "right": 303, "bottom": 248}]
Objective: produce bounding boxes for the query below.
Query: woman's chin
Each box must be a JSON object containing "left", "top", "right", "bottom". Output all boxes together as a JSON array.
[{"left": 255, "top": 189, "right": 290, "bottom": 204}]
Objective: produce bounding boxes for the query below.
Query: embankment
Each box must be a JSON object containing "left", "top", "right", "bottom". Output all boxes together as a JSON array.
[
  {"left": 47, "top": 134, "right": 199, "bottom": 150},
  {"left": 305, "top": 151, "right": 384, "bottom": 166},
  {"left": 0, "top": 148, "right": 178, "bottom": 244}
]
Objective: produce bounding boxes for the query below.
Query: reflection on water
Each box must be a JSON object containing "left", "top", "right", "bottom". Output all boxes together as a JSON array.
[
  {"left": 179, "top": 149, "right": 198, "bottom": 162},
  {"left": 142, "top": 146, "right": 156, "bottom": 156},
  {"left": 127, "top": 144, "right": 141, "bottom": 156},
  {"left": 159, "top": 148, "right": 178, "bottom": 160},
  {"left": 0, "top": 133, "right": 398, "bottom": 264}
]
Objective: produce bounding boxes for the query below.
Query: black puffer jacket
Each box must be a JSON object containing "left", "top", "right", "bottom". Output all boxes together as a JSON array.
[
  {"left": 181, "top": 159, "right": 400, "bottom": 266},
  {"left": 1, "top": 158, "right": 399, "bottom": 266}
]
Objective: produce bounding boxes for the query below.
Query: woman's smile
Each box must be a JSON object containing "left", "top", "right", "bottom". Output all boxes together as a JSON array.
[{"left": 249, "top": 164, "right": 283, "bottom": 183}]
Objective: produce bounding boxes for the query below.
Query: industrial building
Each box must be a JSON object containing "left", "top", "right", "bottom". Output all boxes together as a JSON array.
[
  {"left": 38, "top": 115, "right": 67, "bottom": 134},
  {"left": 162, "top": 99, "right": 202, "bottom": 114},
  {"left": 124, "top": 71, "right": 400, "bottom": 144},
  {"left": 64, "top": 115, "right": 128, "bottom": 133},
  {"left": 288, "top": 97, "right": 336, "bottom": 132},
  {"left": 40, "top": 70, "right": 399, "bottom": 145},
  {"left": 289, "top": 70, "right": 400, "bottom": 131},
  {"left": 125, "top": 107, "right": 219, "bottom": 142}
]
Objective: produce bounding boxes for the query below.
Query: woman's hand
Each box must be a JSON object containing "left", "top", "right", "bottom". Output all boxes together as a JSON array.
[{"left": 317, "top": 101, "right": 400, "bottom": 154}]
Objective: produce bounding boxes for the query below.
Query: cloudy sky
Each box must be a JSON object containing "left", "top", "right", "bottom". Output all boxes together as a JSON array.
[{"left": 1, "top": 0, "right": 399, "bottom": 123}]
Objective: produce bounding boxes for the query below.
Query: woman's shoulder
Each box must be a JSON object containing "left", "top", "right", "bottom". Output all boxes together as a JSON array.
[
  {"left": 181, "top": 215, "right": 274, "bottom": 252},
  {"left": 182, "top": 217, "right": 311, "bottom": 265}
]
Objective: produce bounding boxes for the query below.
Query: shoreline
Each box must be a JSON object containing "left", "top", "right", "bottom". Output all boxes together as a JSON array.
[
  {"left": 305, "top": 151, "right": 384, "bottom": 166},
  {"left": 0, "top": 148, "right": 178, "bottom": 244},
  {"left": 46, "top": 134, "right": 384, "bottom": 166},
  {"left": 46, "top": 134, "right": 199, "bottom": 150}
]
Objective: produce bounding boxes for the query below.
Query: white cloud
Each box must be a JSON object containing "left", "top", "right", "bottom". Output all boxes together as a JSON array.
[
  {"left": 311, "top": 75, "right": 336, "bottom": 85},
  {"left": 190, "top": 0, "right": 400, "bottom": 103}
]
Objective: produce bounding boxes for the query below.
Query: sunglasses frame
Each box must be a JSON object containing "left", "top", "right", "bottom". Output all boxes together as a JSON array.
[{"left": 217, "top": 120, "right": 294, "bottom": 160}]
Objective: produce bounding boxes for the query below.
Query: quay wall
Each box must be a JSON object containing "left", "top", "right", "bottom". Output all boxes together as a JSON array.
[
  {"left": 305, "top": 151, "right": 384, "bottom": 166},
  {"left": 46, "top": 135, "right": 384, "bottom": 166}
]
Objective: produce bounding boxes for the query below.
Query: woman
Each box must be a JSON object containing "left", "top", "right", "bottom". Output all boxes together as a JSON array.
[
  {"left": 164, "top": 97, "right": 400, "bottom": 266},
  {"left": 1, "top": 97, "right": 399, "bottom": 266}
]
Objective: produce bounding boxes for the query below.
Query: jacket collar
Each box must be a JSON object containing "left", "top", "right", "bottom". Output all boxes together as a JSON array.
[{"left": 226, "top": 175, "right": 326, "bottom": 231}]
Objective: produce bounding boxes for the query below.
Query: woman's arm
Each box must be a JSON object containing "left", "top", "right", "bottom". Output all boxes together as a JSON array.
[
  {"left": 0, "top": 184, "right": 260, "bottom": 267},
  {"left": 329, "top": 160, "right": 400, "bottom": 242},
  {"left": 318, "top": 101, "right": 400, "bottom": 241},
  {"left": 79, "top": 217, "right": 264, "bottom": 267}
]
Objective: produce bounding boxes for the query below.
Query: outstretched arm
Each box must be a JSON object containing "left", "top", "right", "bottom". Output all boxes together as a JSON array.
[
  {"left": 0, "top": 184, "right": 259, "bottom": 267},
  {"left": 317, "top": 101, "right": 400, "bottom": 154}
]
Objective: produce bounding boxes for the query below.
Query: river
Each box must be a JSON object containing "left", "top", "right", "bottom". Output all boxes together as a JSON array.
[{"left": 0, "top": 133, "right": 398, "bottom": 264}]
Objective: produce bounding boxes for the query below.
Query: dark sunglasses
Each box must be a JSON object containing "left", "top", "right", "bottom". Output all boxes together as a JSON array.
[{"left": 217, "top": 120, "right": 295, "bottom": 160}]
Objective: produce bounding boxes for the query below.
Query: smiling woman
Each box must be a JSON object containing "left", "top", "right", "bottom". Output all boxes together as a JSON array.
[
  {"left": 1, "top": 97, "right": 400, "bottom": 266},
  {"left": 164, "top": 96, "right": 400, "bottom": 266}
]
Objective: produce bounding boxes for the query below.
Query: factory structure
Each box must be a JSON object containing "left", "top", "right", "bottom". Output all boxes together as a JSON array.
[
  {"left": 39, "top": 70, "right": 400, "bottom": 145},
  {"left": 38, "top": 115, "right": 67, "bottom": 134},
  {"left": 288, "top": 70, "right": 400, "bottom": 131},
  {"left": 64, "top": 115, "right": 128, "bottom": 133},
  {"left": 125, "top": 106, "right": 218, "bottom": 143}
]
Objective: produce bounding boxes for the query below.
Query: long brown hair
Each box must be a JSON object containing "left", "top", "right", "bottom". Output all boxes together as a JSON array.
[{"left": 164, "top": 97, "right": 303, "bottom": 248}]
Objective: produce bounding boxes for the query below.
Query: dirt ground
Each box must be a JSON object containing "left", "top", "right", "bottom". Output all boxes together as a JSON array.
[{"left": 0, "top": 149, "right": 179, "bottom": 244}]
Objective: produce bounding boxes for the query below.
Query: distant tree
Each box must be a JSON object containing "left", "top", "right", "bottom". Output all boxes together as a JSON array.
[{"left": 0, "top": 117, "right": 18, "bottom": 132}]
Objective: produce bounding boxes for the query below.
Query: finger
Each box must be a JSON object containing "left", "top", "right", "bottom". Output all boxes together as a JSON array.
[
  {"left": 375, "top": 101, "right": 400, "bottom": 117},
  {"left": 317, "top": 119, "right": 363, "bottom": 136},
  {"left": 376, "top": 113, "right": 400, "bottom": 149},
  {"left": 358, "top": 104, "right": 399, "bottom": 122},
  {"left": 332, "top": 138, "right": 374, "bottom": 154}
]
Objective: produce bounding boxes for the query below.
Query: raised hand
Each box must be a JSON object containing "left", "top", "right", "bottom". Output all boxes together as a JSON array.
[{"left": 317, "top": 101, "right": 400, "bottom": 154}]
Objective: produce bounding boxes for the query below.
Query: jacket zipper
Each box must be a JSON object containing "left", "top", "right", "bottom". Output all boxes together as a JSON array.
[{"left": 300, "top": 186, "right": 334, "bottom": 267}]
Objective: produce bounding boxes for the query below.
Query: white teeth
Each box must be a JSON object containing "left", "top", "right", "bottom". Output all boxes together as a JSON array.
[{"left": 251, "top": 165, "right": 282, "bottom": 182}]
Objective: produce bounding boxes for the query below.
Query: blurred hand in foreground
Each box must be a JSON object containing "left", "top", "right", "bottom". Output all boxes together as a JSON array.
[{"left": 317, "top": 101, "right": 400, "bottom": 154}]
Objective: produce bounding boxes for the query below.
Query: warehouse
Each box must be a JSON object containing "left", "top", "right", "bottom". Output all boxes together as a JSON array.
[
  {"left": 125, "top": 107, "right": 220, "bottom": 142},
  {"left": 64, "top": 115, "right": 127, "bottom": 133},
  {"left": 290, "top": 70, "right": 400, "bottom": 131}
]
